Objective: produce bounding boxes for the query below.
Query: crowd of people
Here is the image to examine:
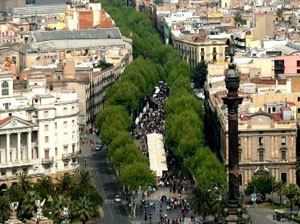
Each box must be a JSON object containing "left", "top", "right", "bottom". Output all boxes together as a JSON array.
[
  {"left": 132, "top": 82, "right": 196, "bottom": 223},
  {"left": 144, "top": 195, "right": 194, "bottom": 224},
  {"left": 134, "top": 81, "right": 168, "bottom": 156}
]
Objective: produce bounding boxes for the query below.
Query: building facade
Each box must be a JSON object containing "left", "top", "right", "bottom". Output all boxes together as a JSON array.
[
  {"left": 173, "top": 34, "right": 228, "bottom": 67},
  {"left": 0, "top": 72, "right": 80, "bottom": 189}
]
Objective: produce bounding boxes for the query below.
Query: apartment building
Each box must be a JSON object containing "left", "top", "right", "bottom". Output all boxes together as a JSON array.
[
  {"left": 0, "top": 71, "right": 80, "bottom": 190},
  {"left": 173, "top": 32, "right": 229, "bottom": 67}
]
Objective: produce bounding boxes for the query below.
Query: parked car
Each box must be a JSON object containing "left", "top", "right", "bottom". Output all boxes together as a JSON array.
[
  {"left": 95, "top": 142, "right": 103, "bottom": 151},
  {"left": 114, "top": 194, "right": 122, "bottom": 203}
]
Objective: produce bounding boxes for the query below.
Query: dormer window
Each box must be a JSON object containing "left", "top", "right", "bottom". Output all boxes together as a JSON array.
[{"left": 2, "top": 81, "right": 9, "bottom": 96}]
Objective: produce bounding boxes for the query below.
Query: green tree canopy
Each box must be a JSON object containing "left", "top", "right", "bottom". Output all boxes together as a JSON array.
[
  {"left": 119, "top": 162, "right": 156, "bottom": 191},
  {"left": 111, "top": 143, "right": 148, "bottom": 169},
  {"left": 245, "top": 173, "right": 276, "bottom": 200},
  {"left": 192, "top": 61, "right": 208, "bottom": 89},
  {"left": 234, "top": 12, "right": 246, "bottom": 25}
]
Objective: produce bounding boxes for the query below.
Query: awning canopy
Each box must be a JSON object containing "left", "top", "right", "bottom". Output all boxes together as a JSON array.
[{"left": 147, "top": 133, "right": 168, "bottom": 177}]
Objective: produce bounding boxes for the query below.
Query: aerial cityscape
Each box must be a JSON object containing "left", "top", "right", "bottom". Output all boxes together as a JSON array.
[{"left": 0, "top": 0, "right": 300, "bottom": 223}]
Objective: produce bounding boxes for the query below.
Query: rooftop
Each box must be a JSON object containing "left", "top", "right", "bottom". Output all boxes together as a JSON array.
[{"left": 32, "top": 28, "right": 122, "bottom": 42}]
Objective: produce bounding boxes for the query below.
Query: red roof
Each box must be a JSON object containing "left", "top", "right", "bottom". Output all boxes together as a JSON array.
[
  {"left": 272, "top": 113, "right": 282, "bottom": 122},
  {"left": 241, "top": 115, "right": 249, "bottom": 121},
  {"left": 0, "top": 116, "right": 12, "bottom": 125}
]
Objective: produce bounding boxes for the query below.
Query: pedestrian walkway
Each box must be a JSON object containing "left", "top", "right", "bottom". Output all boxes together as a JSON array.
[{"left": 147, "top": 187, "right": 191, "bottom": 200}]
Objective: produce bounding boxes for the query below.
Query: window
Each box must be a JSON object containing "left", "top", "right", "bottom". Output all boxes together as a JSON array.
[
  {"left": 3, "top": 103, "right": 9, "bottom": 110},
  {"left": 63, "top": 145, "right": 68, "bottom": 154},
  {"left": 2, "top": 81, "right": 9, "bottom": 96},
  {"left": 44, "top": 111, "right": 48, "bottom": 117},
  {"left": 272, "top": 107, "right": 276, "bottom": 112},
  {"left": 44, "top": 149, "right": 49, "bottom": 160},
  {"left": 281, "top": 136, "right": 286, "bottom": 145},
  {"left": 63, "top": 121, "right": 68, "bottom": 128},
  {"left": 297, "top": 60, "right": 300, "bottom": 67},
  {"left": 239, "top": 149, "right": 242, "bottom": 161},
  {"left": 259, "top": 137, "right": 264, "bottom": 146},
  {"left": 281, "top": 173, "right": 287, "bottom": 183},
  {"left": 44, "top": 124, "right": 48, "bottom": 131},
  {"left": 12, "top": 169, "right": 17, "bottom": 175},
  {"left": 55, "top": 147, "right": 58, "bottom": 156},
  {"left": 26, "top": 0, "right": 35, "bottom": 4},
  {"left": 238, "top": 138, "right": 241, "bottom": 147},
  {"left": 64, "top": 162, "right": 68, "bottom": 168},
  {"left": 45, "top": 136, "right": 49, "bottom": 143},
  {"left": 281, "top": 149, "right": 287, "bottom": 161},
  {"left": 1, "top": 170, "right": 6, "bottom": 176},
  {"left": 63, "top": 107, "right": 67, "bottom": 114},
  {"left": 239, "top": 174, "right": 242, "bottom": 186},
  {"left": 297, "top": 69, "right": 300, "bottom": 74},
  {"left": 213, "top": 55, "right": 217, "bottom": 61},
  {"left": 44, "top": 165, "right": 49, "bottom": 172},
  {"left": 55, "top": 122, "right": 57, "bottom": 129},
  {"left": 258, "top": 149, "right": 264, "bottom": 162},
  {"left": 298, "top": 108, "right": 300, "bottom": 113}
]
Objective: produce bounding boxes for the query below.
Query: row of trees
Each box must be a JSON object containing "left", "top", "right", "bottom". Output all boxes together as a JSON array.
[
  {"left": 0, "top": 171, "right": 102, "bottom": 223},
  {"left": 96, "top": 0, "right": 227, "bottom": 220}
]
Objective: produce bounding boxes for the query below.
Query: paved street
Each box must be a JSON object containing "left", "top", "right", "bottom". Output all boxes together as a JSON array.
[
  {"left": 248, "top": 206, "right": 295, "bottom": 224},
  {"left": 79, "top": 133, "right": 131, "bottom": 224}
]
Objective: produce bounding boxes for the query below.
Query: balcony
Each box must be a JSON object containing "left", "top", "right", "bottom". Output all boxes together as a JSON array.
[
  {"left": 71, "top": 151, "right": 80, "bottom": 159},
  {"left": 42, "top": 157, "right": 54, "bottom": 165},
  {"left": 0, "top": 160, "right": 33, "bottom": 169},
  {"left": 62, "top": 151, "right": 80, "bottom": 160}
]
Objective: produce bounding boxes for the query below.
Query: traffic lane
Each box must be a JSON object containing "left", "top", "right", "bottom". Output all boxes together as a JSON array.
[
  {"left": 248, "top": 207, "right": 278, "bottom": 224},
  {"left": 90, "top": 150, "right": 131, "bottom": 224}
]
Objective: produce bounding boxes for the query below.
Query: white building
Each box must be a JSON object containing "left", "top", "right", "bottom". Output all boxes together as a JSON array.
[{"left": 0, "top": 71, "right": 80, "bottom": 189}]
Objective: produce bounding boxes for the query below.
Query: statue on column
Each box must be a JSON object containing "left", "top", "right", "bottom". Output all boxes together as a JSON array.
[
  {"left": 5, "top": 202, "right": 24, "bottom": 224},
  {"left": 61, "top": 207, "right": 70, "bottom": 224},
  {"left": 26, "top": 199, "right": 53, "bottom": 224},
  {"left": 226, "top": 37, "right": 236, "bottom": 64},
  {"left": 35, "top": 199, "right": 46, "bottom": 220}
]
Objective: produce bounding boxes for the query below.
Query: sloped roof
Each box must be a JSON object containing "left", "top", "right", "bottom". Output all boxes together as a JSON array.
[{"left": 32, "top": 28, "right": 122, "bottom": 42}]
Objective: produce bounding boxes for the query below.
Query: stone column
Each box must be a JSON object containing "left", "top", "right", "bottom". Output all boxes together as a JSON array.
[
  {"left": 6, "top": 133, "right": 10, "bottom": 163},
  {"left": 27, "top": 131, "right": 32, "bottom": 161},
  {"left": 271, "top": 136, "right": 274, "bottom": 158},
  {"left": 248, "top": 137, "right": 251, "bottom": 160},
  {"left": 17, "top": 132, "right": 21, "bottom": 162}
]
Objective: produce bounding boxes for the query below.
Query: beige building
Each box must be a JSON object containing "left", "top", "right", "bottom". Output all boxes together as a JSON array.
[
  {"left": 253, "top": 13, "right": 274, "bottom": 41},
  {"left": 173, "top": 33, "right": 229, "bottom": 68},
  {"left": 204, "top": 70, "right": 299, "bottom": 188},
  {"left": 0, "top": 72, "right": 80, "bottom": 190}
]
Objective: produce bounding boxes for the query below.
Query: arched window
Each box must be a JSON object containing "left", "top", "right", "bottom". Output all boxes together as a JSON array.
[
  {"left": 258, "top": 149, "right": 264, "bottom": 162},
  {"left": 2, "top": 81, "right": 9, "bottom": 96}
]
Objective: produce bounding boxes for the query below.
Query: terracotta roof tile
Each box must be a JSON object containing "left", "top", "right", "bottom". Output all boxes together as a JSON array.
[{"left": 0, "top": 116, "right": 12, "bottom": 125}]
